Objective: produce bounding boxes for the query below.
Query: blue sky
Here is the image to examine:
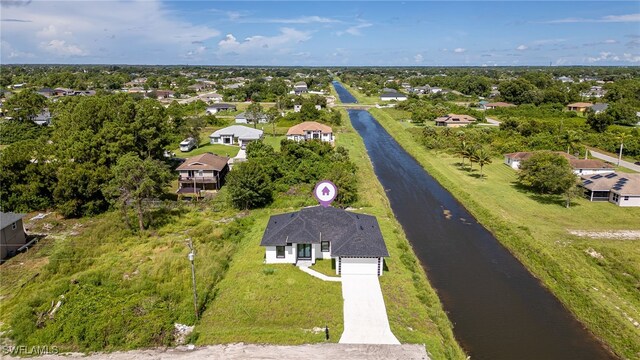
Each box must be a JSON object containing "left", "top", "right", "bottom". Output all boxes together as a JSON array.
[{"left": 1, "top": 1, "right": 639, "bottom": 65}]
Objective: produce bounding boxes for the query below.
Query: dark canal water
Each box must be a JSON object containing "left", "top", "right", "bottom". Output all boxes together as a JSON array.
[{"left": 333, "top": 81, "right": 614, "bottom": 360}]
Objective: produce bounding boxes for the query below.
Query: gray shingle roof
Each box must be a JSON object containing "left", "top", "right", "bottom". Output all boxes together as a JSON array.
[
  {"left": 210, "top": 125, "right": 263, "bottom": 140},
  {"left": 0, "top": 212, "right": 25, "bottom": 230},
  {"left": 260, "top": 206, "right": 389, "bottom": 257}
]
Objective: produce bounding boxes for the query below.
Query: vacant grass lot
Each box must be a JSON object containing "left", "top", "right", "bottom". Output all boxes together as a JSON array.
[
  {"left": 0, "top": 205, "right": 252, "bottom": 352},
  {"left": 370, "top": 108, "right": 640, "bottom": 359},
  {"left": 196, "top": 109, "right": 465, "bottom": 359}
]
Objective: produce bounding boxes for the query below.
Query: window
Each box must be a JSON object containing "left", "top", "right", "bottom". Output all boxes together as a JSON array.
[
  {"left": 321, "top": 241, "right": 330, "bottom": 252},
  {"left": 11, "top": 222, "right": 17, "bottom": 230},
  {"left": 624, "top": 196, "right": 629, "bottom": 201},
  {"left": 276, "top": 246, "right": 285, "bottom": 258}
]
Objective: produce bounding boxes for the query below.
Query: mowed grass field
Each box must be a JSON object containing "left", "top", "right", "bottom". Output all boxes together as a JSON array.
[
  {"left": 370, "top": 107, "right": 640, "bottom": 359},
  {"left": 196, "top": 109, "right": 465, "bottom": 359}
]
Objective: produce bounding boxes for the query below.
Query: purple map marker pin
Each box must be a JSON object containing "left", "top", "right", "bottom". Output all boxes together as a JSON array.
[{"left": 314, "top": 180, "right": 337, "bottom": 207}]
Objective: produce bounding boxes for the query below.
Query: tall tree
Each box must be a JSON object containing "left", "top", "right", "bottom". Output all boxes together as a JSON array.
[
  {"left": 226, "top": 161, "right": 273, "bottom": 209},
  {"left": 106, "top": 153, "right": 172, "bottom": 231},
  {"left": 246, "top": 102, "right": 264, "bottom": 129},
  {"left": 4, "top": 90, "right": 47, "bottom": 122},
  {"left": 473, "top": 147, "right": 493, "bottom": 176},
  {"left": 265, "top": 107, "right": 280, "bottom": 136},
  {"left": 586, "top": 109, "right": 613, "bottom": 133},
  {"left": 562, "top": 130, "right": 582, "bottom": 155},
  {"left": 518, "top": 152, "right": 576, "bottom": 195}
]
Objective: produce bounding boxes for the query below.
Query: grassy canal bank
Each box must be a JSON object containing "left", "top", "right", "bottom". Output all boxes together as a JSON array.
[{"left": 368, "top": 107, "right": 640, "bottom": 359}]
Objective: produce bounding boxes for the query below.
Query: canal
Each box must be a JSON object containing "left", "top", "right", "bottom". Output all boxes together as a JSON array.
[{"left": 333, "top": 81, "right": 613, "bottom": 360}]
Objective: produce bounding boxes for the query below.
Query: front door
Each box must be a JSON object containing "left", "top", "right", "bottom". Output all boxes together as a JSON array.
[{"left": 297, "top": 244, "right": 312, "bottom": 260}]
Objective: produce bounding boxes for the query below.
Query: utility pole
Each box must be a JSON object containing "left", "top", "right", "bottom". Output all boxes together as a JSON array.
[{"left": 187, "top": 238, "right": 198, "bottom": 320}]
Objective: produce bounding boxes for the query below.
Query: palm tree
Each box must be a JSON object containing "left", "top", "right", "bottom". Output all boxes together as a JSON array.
[
  {"left": 473, "top": 147, "right": 493, "bottom": 177},
  {"left": 562, "top": 130, "right": 582, "bottom": 155},
  {"left": 615, "top": 132, "right": 629, "bottom": 166},
  {"left": 456, "top": 140, "right": 470, "bottom": 168}
]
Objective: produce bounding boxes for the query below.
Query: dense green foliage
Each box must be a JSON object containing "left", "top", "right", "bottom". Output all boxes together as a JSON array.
[
  {"left": 1, "top": 94, "right": 174, "bottom": 217},
  {"left": 0, "top": 119, "right": 50, "bottom": 144},
  {"left": 227, "top": 140, "right": 358, "bottom": 209},
  {"left": 105, "top": 154, "right": 173, "bottom": 231},
  {"left": 517, "top": 152, "right": 577, "bottom": 194}
]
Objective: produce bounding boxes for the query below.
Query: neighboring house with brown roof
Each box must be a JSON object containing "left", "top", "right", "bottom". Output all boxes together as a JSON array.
[
  {"left": 580, "top": 172, "right": 640, "bottom": 207},
  {"left": 1, "top": 212, "right": 27, "bottom": 260},
  {"left": 504, "top": 152, "right": 615, "bottom": 175},
  {"left": 484, "top": 102, "right": 516, "bottom": 110},
  {"left": 286, "top": 121, "right": 334, "bottom": 143},
  {"left": 567, "top": 102, "right": 593, "bottom": 112},
  {"left": 435, "top": 114, "right": 477, "bottom": 127},
  {"left": 176, "top": 153, "right": 230, "bottom": 194}
]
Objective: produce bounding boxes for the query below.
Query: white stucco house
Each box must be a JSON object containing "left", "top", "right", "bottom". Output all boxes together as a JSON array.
[
  {"left": 379, "top": 92, "right": 408, "bottom": 101},
  {"left": 209, "top": 125, "right": 263, "bottom": 149},
  {"left": 205, "top": 103, "right": 236, "bottom": 114},
  {"left": 260, "top": 206, "right": 390, "bottom": 276},
  {"left": 293, "top": 104, "right": 322, "bottom": 112},
  {"left": 235, "top": 112, "right": 268, "bottom": 124},
  {"left": 580, "top": 173, "right": 640, "bottom": 207},
  {"left": 504, "top": 152, "right": 614, "bottom": 175},
  {"left": 286, "top": 121, "right": 334, "bottom": 143}
]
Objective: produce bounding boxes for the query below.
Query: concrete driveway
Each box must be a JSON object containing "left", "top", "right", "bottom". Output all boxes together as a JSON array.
[{"left": 339, "top": 275, "right": 400, "bottom": 345}]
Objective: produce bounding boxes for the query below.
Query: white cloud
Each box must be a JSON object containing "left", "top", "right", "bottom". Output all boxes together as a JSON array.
[
  {"left": 604, "top": 39, "right": 618, "bottom": 44},
  {"left": 516, "top": 45, "right": 528, "bottom": 51},
  {"left": 1, "top": 0, "right": 220, "bottom": 62},
  {"left": 453, "top": 48, "right": 466, "bottom": 53},
  {"left": 263, "top": 16, "right": 340, "bottom": 24},
  {"left": 0, "top": 40, "right": 34, "bottom": 58},
  {"left": 585, "top": 51, "right": 640, "bottom": 63},
  {"left": 546, "top": 13, "right": 640, "bottom": 24},
  {"left": 217, "top": 28, "right": 311, "bottom": 55},
  {"left": 532, "top": 39, "right": 566, "bottom": 45},
  {"left": 40, "top": 39, "right": 87, "bottom": 56},
  {"left": 414, "top": 54, "right": 424, "bottom": 63},
  {"left": 186, "top": 46, "right": 207, "bottom": 57},
  {"left": 337, "top": 22, "right": 372, "bottom": 36}
]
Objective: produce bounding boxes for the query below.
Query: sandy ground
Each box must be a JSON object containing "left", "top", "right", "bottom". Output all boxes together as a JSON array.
[
  {"left": 569, "top": 230, "right": 640, "bottom": 240},
  {"left": 8, "top": 344, "right": 430, "bottom": 360}
]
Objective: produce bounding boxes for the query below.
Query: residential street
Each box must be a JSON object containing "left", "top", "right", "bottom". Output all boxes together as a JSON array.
[
  {"left": 589, "top": 150, "right": 640, "bottom": 172},
  {"left": 10, "top": 344, "right": 429, "bottom": 360}
]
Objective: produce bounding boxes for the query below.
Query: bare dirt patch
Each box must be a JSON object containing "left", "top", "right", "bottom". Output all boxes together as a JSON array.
[{"left": 568, "top": 230, "right": 640, "bottom": 240}]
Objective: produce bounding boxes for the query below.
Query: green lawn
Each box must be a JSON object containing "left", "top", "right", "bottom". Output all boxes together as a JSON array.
[
  {"left": 370, "top": 107, "right": 640, "bottom": 359},
  {"left": 175, "top": 143, "right": 240, "bottom": 158}
]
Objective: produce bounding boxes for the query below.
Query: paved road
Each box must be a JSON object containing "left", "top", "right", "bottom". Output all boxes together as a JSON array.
[
  {"left": 10, "top": 344, "right": 429, "bottom": 360},
  {"left": 339, "top": 275, "right": 400, "bottom": 345},
  {"left": 589, "top": 149, "right": 640, "bottom": 172}
]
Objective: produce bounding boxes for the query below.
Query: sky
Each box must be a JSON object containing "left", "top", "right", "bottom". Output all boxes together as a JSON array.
[{"left": 1, "top": 0, "right": 639, "bottom": 66}]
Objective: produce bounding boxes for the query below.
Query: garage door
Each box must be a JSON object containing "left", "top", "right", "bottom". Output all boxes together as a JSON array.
[{"left": 340, "top": 257, "right": 380, "bottom": 275}]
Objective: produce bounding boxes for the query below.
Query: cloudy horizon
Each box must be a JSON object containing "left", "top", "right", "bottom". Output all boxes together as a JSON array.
[{"left": 1, "top": 0, "right": 638, "bottom": 66}]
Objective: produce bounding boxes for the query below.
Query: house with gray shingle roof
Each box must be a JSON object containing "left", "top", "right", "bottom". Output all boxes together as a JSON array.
[
  {"left": 580, "top": 173, "right": 640, "bottom": 207},
  {"left": 1, "top": 212, "right": 27, "bottom": 260},
  {"left": 209, "top": 125, "right": 263, "bottom": 149},
  {"left": 260, "top": 206, "right": 389, "bottom": 276}
]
